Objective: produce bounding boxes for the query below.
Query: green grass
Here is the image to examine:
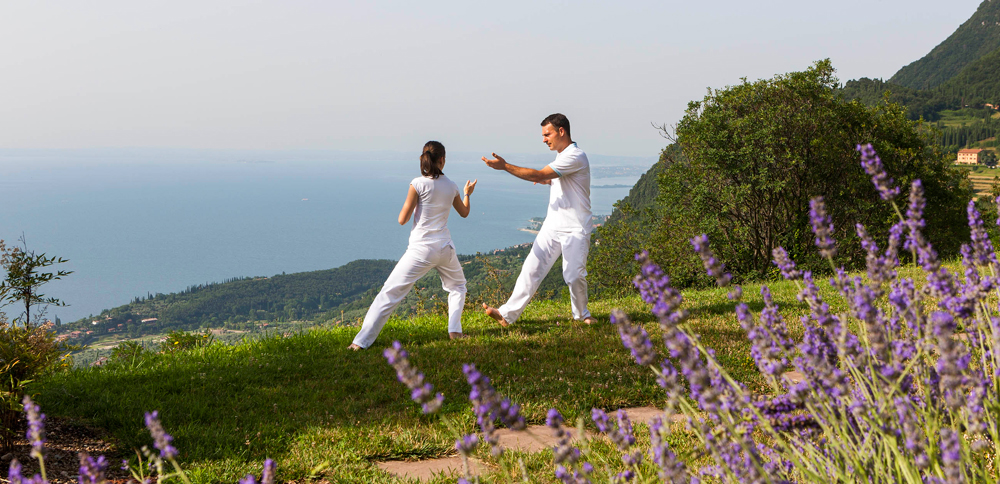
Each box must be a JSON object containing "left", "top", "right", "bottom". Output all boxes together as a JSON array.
[{"left": 31, "top": 272, "right": 863, "bottom": 483}]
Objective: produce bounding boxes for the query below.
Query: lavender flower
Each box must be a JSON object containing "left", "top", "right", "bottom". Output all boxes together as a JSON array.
[
  {"left": 965, "top": 200, "right": 998, "bottom": 269},
  {"left": 455, "top": 434, "right": 479, "bottom": 456},
  {"left": 78, "top": 453, "right": 108, "bottom": 484},
  {"left": 739, "top": 288, "right": 793, "bottom": 377},
  {"left": 633, "top": 251, "right": 687, "bottom": 327},
  {"left": 611, "top": 310, "right": 656, "bottom": 366},
  {"left": 7, "top": 460, "right": 44, "bottom": 484},
  {"left": 143, "top": 411, "right": 178, "bottom": 460},
  {"left": 771, "top": 247, "right": 801, "bottom": 280},
  {"left": 690, "top": 234, "right": 732, "bottom": 287},
  {"left": 894, "top": 398, "right": 929, "bottom": 469},
  {"left": 464, "top": 363, "right": 525, "bottom": 456},
  {"left": 383, "top": 341, "right": 443, "bottom": 414},
  {"left": 22, "top": 396, "right": 45, "bottom": 459},
  {"left": 809, "top": 197, "right": 836, "bottom": 259},
  {"left": 261, "top": 459, "right": 275, "bottom": 484},
  {"left": 939, "top": 428, "right": 964, "bottom": 483},
  {"left": 547, "top": 409, "right": 582, "bottom": 466},
  {"left": 649, "top": 417, "right": 689, "bottom": 483},
  {"left": 856, "top": 143, "right": 900, "bottom": 201}
]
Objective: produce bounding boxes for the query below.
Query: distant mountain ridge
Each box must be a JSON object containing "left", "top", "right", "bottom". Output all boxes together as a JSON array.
[{"left": 890, "top": 0, "right": 1000, "bottom": 90}]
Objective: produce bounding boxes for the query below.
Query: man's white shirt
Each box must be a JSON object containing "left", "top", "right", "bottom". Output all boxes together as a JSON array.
[{"left": 544, "top": 142, "right": 592, "bottom": 234}]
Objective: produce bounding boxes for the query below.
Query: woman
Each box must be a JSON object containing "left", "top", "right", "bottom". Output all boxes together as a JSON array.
[{"left": 349, "top": 141, "right": 477, "bottom": 350}]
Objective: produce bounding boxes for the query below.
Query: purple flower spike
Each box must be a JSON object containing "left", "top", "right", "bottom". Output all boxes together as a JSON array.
[
  {"left": 463, "top": 363, "right": 525, "bottom": 457},
  {"left": 771, "top": 247, "right": 801, "bottom": 280},
  {"left": 649, "top": 418, "right": 688, "bottom": 483},
  {"left": 611, "top": 310, "right": 657, "bottom": 366},
  {"left": 940, "top": 428, "right": 964, "bottom": 482},
  {"left": 78, "top": 453, "right": 108, "bottom": 484},
  {"left": 22, "top": 396, "right": 45, "bottom": 459},
  {"left": 809, "top": 197, "right": 836, "bottom": 259},
  {"left": 144, "top": 411, "right": 178, "bottom": 460},
  {"left": 547, "top": 409, "right": 583, "bottom": 467},
  {"left": 856, "top": 143, "right": 900, "bottom": 201},
  {"left": 261, "top": 459, "right": 276, "bottom": 484},
  {"left": 6, "top": 460, "right": 42, "bottom": 484},
  {"left": 690, "top": 234, "right": 732, "bottom": 287},
  {"left": 455, "top": 434, "right": 479, "bottom": 456},
  {"left": 383, "top": 341, "right": 443, "bottom": 414}
]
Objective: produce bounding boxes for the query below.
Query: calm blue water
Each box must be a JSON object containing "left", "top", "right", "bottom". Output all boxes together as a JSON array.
[{"left": 0, "top": 149, "right": 649, "bottom": 322}]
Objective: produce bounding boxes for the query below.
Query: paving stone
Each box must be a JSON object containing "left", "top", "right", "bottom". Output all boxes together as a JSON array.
[
  {"left": 377, "top": 456, "right": 483, "bottom": 481},
  {"left": 495, "top": 425, "right": 560, "bottom": 453},
  {"left": 782, "top": 371, "right": 806, "bottom": 384},
  {"left": 614, "top": 406, "right": 688, "bottom": 425}
]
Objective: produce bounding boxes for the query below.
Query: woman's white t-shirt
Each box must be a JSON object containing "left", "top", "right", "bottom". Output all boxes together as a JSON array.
[{"left": 409, "top": 174, "right": 461, "bottom": 246}]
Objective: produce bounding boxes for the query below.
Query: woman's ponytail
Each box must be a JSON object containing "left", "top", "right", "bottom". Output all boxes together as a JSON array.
[{"left": 420, "top": 141, "right": 445, "bottom": 179}]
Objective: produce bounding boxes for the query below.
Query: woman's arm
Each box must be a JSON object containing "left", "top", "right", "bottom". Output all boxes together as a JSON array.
[
  {"left": 452, "top": 179, "right": 478, "bottom": 218},
  {"left": 398, "top": 185, "right": 419, "bottom": 225}
]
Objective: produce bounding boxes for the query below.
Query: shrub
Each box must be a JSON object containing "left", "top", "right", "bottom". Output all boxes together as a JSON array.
[
  {"left": 161, "top": 330, "right": 213, "bottom": 353},
  {"left": 0, "top": 239, "right": 72, "bottom": 451},
  {"left": 591, "top": 60, "right": 974, "bottom": 292}
]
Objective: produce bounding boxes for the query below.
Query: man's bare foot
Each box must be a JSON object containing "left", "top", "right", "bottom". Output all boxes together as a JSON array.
[
  {"left": 583, "top": 317, "right": 596, "bottom": 325},
  {"left": 347, "top": 343, "right": 363, "bottom": 351},
  {"left": 482, "top": 303, "right": 510, "bottom": 327},
  {"left": 449, "top": 332, "right": 466, "bottom": 340}
]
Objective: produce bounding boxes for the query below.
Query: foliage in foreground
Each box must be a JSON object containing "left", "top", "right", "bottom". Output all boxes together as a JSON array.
[
  {"left": 0, "top": 239, "right": 72, "bottom": 451},
  {"left": 9, "top": 395, "right": 275, "bottom": 484}
]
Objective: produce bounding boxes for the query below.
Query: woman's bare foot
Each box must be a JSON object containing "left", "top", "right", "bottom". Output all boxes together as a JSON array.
[
  {"left": 482, "top": 303, "right": 510, "bottom": 327},
  {"left": 449, "top": 332, "right": 466, "bottom": 340},
  {"left": 348, "top": 343, "right": 363, "bottom": 351},
  {"left": 583, "top": 317, "right": 596, "bottom": 325}
]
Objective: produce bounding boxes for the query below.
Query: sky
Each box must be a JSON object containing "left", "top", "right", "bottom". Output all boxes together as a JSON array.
[{"left": 0, "top": 1, "right": 985, "bottom": 158}]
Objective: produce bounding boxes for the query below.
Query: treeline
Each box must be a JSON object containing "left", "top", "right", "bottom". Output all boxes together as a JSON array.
[{"left": 62, "top": 246, "right": 566, "bottom": 339}]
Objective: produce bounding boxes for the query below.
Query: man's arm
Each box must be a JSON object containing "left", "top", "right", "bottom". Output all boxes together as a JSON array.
[{"left": 482, "top": 153, "right": 559, "bottom": 183}]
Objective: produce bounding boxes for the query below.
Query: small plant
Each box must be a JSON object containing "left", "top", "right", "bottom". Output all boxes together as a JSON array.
[
  {"left": 161, "top": 330, "right": 213, "bottom": 353},
  {"left": 109, "top": 341, "right": 148, "bottom": 365}
]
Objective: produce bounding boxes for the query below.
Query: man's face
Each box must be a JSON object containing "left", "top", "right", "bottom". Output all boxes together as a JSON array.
[{"left": 541, "top": 123, "right": 567, "bottom": 151}]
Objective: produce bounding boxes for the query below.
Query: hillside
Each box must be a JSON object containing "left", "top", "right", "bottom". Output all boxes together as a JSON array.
[
  {"left": 61, "top": 245, "right": 567, "bottom": 343},
  {"left": 890, "top": 0, "right": 1000, "bottom": 90}
]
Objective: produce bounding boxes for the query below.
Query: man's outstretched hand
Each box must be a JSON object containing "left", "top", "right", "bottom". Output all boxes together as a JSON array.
[{"left": 482, "top": 153, "right": 507, "bottom": 171}]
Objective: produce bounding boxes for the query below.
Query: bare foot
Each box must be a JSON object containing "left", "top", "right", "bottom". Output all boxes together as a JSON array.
[
  {"left": 347, "top": 343, "right": 363, "bottom": 351},
  {"left": 583, "top": 317, "right": 596, "bottom": 325},
  {"left": 449, "top": 332, "right": 466, "bottom": 340},
  {"left": 482, "top": 303, "right": 510, "bottom": 327}
]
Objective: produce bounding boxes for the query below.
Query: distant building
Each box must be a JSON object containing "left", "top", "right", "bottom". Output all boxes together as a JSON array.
[
  {"left": 141, "top": 318, "right": 158, "bottom": 324},
  {"left": 958, "top": 148, "right": 984, "bottom": 165},
  {"left": 986, "top": 103, "right": 997, "bottom": 110}
]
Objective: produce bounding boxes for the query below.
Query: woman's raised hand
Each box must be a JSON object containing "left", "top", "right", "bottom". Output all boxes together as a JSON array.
[{"left": 465, "top": 179, "right": 478, "bottom": 196}]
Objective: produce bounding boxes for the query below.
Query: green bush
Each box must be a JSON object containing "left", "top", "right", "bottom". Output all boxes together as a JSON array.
[
  {"left": 161, "top": 330, "right": 213, "bottom": 353},
  {"left": 591, "top": 60, "right": 974, "bottom": 292}
]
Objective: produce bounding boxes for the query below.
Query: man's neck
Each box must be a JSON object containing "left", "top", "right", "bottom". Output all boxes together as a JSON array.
[{"left": 555, "top": 140, "right": 574, "bottom": 153}]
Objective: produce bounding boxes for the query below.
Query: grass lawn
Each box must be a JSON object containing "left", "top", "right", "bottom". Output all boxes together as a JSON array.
[{"left": 32, "top": 272, "right": 862, "bottom": 483}]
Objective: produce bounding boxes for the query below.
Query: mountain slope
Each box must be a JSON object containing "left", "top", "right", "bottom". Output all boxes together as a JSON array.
[{"left": 890, "top": 0, "right": 1000, "bottom": 90}]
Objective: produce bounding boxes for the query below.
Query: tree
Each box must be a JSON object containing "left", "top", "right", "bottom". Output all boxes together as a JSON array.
[
  {"left": 0, "top": 236, "right": 72, "bottom": 326},
  {"left": 591, "top": 60, "right": 974, "bottom": 291}
]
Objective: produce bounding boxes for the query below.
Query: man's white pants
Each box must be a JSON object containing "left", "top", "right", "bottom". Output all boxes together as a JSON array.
[
  {"left": 499, "top": 228, "right": 591, "bottom": 324},
  {"left": 353, "top": 241, "right": 467, "bottom": 349}
]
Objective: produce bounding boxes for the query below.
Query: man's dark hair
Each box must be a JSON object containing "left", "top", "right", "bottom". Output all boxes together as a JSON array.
[{"left": 541, "top": 113, "right": 571, "bottom": 138}]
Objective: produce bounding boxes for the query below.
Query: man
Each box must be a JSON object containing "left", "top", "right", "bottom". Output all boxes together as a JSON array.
[{"left": 481, "top": 113, "right": 594, "bottom": 326}]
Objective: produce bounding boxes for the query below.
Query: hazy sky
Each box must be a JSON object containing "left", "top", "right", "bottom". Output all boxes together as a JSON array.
[{"left": 0, "top": 1, "right": 984, "bottom": 157}]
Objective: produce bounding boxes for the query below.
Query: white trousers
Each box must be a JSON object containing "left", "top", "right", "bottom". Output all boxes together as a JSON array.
[
  {"left": 352, "top": 241, "right": 467, "bottom": 349},
  {"left": 499, "top": 228, "right": 591, "bottom": 324}
]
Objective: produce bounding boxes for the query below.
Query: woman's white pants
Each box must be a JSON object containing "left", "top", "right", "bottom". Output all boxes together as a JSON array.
[
  {"left": 352, "top": 241, "right": 467, "bottom": 349},
  {"left": 499, "top": 228, "right": 591, "bottom": 324}
]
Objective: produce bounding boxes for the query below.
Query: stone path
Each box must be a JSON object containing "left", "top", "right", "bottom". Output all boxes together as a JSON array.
[
  {"left": 376, "top": 406, "right": 687, "bottom": 481},
  {"left": 377, "top": 456, "right": 484, "bottom": 481}
]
